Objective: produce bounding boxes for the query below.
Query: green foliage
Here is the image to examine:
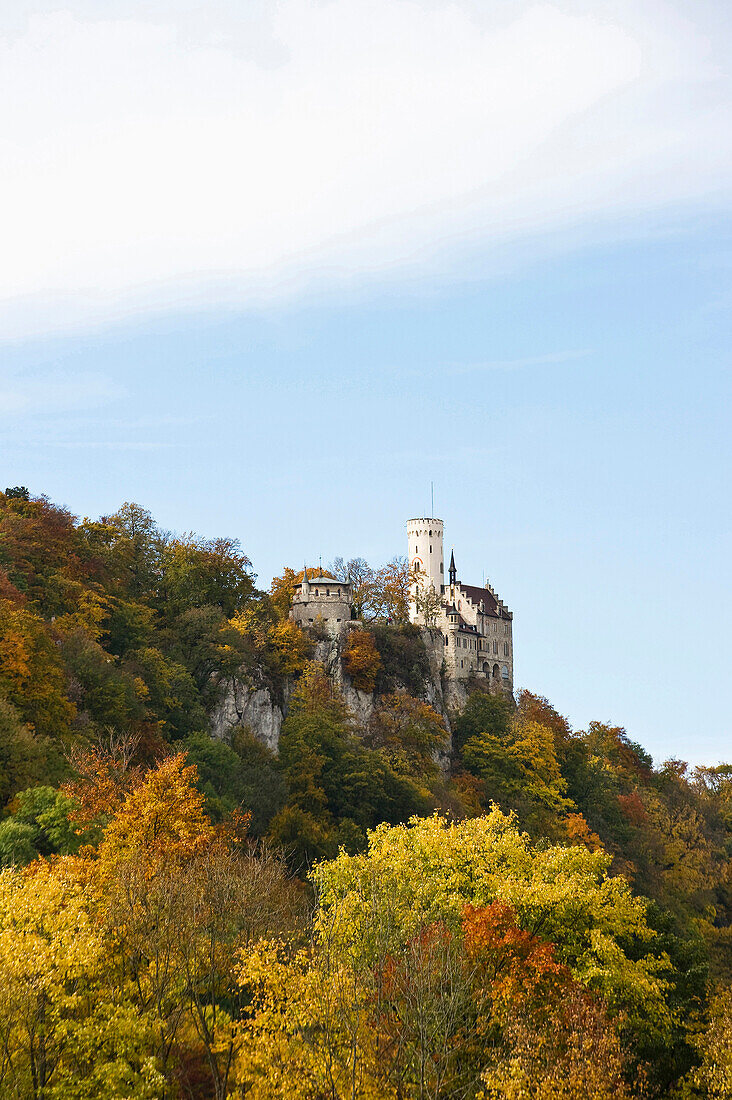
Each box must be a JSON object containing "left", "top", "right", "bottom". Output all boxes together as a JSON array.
[
  {"left": 185, "top": 730, "right": 286, "bottom": 834},
  {"left": 272, "top": 664, "right": 426, "bottom": 869},
  {"left": 10, "top": 785, "right": 85, "bottom": 857},
  {"left": 0, "top": 819, "right": 38, "bottom": 866},
  {"left": 371, "top": 622, "right": 430, "bottom": 696},
  {"left": 0, "top": 697, "right": 64, "bottom": 809},
  {"left": 452, "top": 689, "right": 513, "bottom": 753},
  {"left": 128, "top": 646, "right": 207, "bottom": 739}
]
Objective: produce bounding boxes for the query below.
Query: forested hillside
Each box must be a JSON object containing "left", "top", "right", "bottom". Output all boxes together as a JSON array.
[{"left": 0, "top": 487, "right": 730, "bottom": 1099}]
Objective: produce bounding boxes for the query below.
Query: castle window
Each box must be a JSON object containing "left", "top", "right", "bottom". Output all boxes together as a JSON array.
[
  {"left": 430, "top": 545, "right": 432, "bottom": 553},
  {"left": 502, "top": 665, "right": 509, "bottom": 680},
  {"left": 504, "top": 642, "right": 509, "bottom": 656},
  {"left": 337, "top": 618, "right": 341, "bottom": 622},
  {"left": 460, "top": 660, "right": 464, "bottom": 669},
  {"left": 326, "top": 589, "right": 330, "bottom": 596},
  {"left": 429, "top": 530, "right": 432, "bottom": 536},
  {"left": 493, "top": 640, "right": 498, "bottom": 654},
  {"left": 440, "top": 563, "right": 443, "bottom": 573}
]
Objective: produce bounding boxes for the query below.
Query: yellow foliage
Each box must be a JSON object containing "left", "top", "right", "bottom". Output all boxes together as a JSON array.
[
  {"left": 97, "top": 753, "right": 213, "bottom": 874},
  {"left": 342, "top": 629, "right": 382, "bottom": 693},
  {"left": 0, "top": 861, "right": 163, "bottom": 1098}
]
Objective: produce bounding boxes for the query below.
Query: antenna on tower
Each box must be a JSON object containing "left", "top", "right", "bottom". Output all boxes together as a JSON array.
[{"left": 431, "top": 481, "right": 434, "bottom": 516}]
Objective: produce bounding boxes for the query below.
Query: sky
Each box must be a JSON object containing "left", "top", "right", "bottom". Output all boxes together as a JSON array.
[{"left": 1, "top": 0, "right": 730, "bottom": 765}]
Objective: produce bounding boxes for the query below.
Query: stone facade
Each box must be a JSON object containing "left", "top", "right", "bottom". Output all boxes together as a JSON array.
[
  {"left": 291, "top": 568, "right": 354, "bottom": 634},
  {"left": 408, "top": 516, "right": 514, "bottom": 692}
]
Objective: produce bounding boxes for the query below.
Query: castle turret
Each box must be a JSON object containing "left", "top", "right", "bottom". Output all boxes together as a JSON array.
[
  {"left": 448, "top": 550, "right": 457, "bottom": 586},
  {"left": 407, "top": 516, "right": 444, "bottom": 623}
]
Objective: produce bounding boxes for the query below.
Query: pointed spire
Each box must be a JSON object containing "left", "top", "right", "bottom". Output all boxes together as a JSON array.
[
  {"left": 302, "top": 564, "right": 310, "bottom": 593},
  {"left": 448, "top": 550, "right": 457, "bottom": 586}
]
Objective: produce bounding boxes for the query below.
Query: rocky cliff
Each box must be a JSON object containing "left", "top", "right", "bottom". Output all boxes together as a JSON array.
[{"left": 209, "top": 627, "right": 461, "bottom": 752}]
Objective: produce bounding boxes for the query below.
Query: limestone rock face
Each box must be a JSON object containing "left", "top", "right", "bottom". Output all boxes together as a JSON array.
[
  {"left": 208, "top": 627, "right": 453, "bottom": 753},
  {"left": 209, "top": 679, "right": 287, "bottom": 753}
]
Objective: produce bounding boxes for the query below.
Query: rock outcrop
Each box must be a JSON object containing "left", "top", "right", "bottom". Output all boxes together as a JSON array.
[{"left": 208, "top": 627, "right": 452, "bottom": 753}]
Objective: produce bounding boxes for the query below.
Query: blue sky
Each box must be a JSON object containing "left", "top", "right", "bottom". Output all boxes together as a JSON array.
[{"left": 1, "top": 0, "right": 730, "bottom": 764}]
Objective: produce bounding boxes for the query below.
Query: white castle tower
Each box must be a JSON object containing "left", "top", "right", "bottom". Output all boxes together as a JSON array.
[{"left": 407, "top": 517, "right": 444, "bottom": 621}]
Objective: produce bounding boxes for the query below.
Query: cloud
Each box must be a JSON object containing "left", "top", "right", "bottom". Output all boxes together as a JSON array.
[
  {"left": 0, "top": 371, "right": 123, "bottom": 415},
  {"left": 0, "top": 0, "right": 730, "bottom": 338},
  {"left": 451, "top": 350, "right": 592, "bottom": 373}
]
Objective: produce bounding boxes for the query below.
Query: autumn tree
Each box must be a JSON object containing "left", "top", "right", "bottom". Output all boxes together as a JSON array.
[
  {"left": 368, "top": 693, "right": 448, "bottom": 786},
  {"left": 372, "top": 556, "right": 411, "bottom": 623},
  {"left": 342, "top": 629, "right": 382, "bottom": 692}
]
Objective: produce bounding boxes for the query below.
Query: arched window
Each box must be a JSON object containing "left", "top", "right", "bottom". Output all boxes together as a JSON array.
[{"left": 501, "top": 665, "right": 509, "bottom": 680}]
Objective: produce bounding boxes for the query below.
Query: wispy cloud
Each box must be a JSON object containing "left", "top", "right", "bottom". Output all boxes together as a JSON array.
[
  {"left": 0, "top": 371, "right": 124, "bottom": 415},
  {"left": 0, "top": 1, "right": 730, "bottom": 338},
  {"left": 450, "top": 349, "right": 592, "bottom": 374}
]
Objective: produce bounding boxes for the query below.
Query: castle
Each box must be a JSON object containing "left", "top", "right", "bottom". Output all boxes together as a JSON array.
[
  {"left": 408, "top": 517, "right": 514, "bottom": 690},
  {"left": 289, "top": 517, "right": 513, "bottom": 691}
]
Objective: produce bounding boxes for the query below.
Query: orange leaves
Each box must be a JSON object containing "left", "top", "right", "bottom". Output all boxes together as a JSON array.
[
  {"left": 565, "top": 811, "right": 603, "bottom": 850},
  {"left": 342, "top": 629, "right": 382, "bottom": 693},
  {"left": 63, "top": 735, "right": 146, "bottom": 828},
  {"left": 463, "top": 901, "right": 569, "bottom": 1007},
  {"left": 618, "top": 791, "right": 648, "bottom": 826}
]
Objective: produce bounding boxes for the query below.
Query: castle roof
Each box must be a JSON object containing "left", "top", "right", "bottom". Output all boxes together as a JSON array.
[
  {"left": 293, "top": 569, "right": 340, "bottom": 584},
  {"left": 455, "top": 583, "right": 512, "bottom": 619}
]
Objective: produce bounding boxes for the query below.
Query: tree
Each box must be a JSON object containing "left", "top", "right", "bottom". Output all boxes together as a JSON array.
[
  {"left": 103, "top": 502, "right": 162, "bottom": 600},
  {"left": 342, "top": 629, "right": 382, "bottom": 693},
  {"left": 331, "top": 557, "right": 377, "bottom": 620},
  {"left": 368, "top": 693, "right": 448, "bottom": 784},
  {"left": 372, "top": 557, "right": 411, "bottom": 623},
  {"left": 0, "top": 862, "right": 163, "bottom": 1099},
  {"left": 462, "top": 718, "right": 574, "bottom": 837},
  {"left": 313, "top": 812, "right": 673, "bottom": 1058},
  {"left": 160, "top": 535, "right": 255, "bottom": 619},
  {"left": 0, "top": 600, "right": 76, "bottom": 739},
  {"left": 689, "top": 985, "right": 732, "bottom": 1098},
  {"left": 414, "top": 583, "right": 442, "bottom": 628},
  {"left": 452, "top": 690, "right": 513, "bottom": 755},
  {"left": 269, "top": 567, "right": 299, "bottom": 620},
  {"left": 371, "top": 623, "right": 430, "bottom": 696}
]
